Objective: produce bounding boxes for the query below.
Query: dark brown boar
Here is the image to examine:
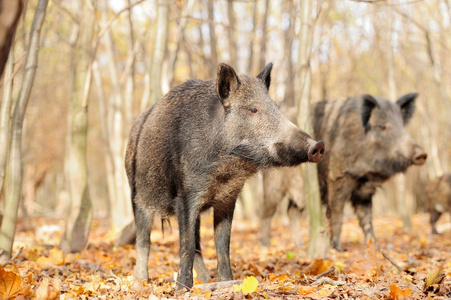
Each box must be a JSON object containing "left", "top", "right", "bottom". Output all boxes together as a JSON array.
[
  {"left": 125, "top": 63, "right": 325, "bottom": 289},
  {"left": 313, "top": 93, "right": 427, "bottom": 251},
  {"left": 425, "top": 173, "right": 451, "bottom": 234}
]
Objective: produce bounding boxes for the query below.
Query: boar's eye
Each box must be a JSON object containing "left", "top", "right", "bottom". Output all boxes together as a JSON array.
[
  {"left": 249, "top": 108, "right": 259, "bottom": 114},
  {"left": 378, "top": 125, "right": 387, "bottom": 130}
]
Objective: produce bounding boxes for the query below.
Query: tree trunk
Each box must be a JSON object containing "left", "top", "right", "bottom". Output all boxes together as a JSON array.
[
  {"left": 296, "top": 0, "right": 329, "bottom": 259},
  {"left": 258, "top": 0, "right": 270, "bottom": 71},
  {"left": 0, "top": 49, "right": 15, "bottom": 198},
  {"left": 207, "top": 0, "right": 218, "bottom": 77},
  {"left": 0, "top": 0, "right": 24, "bottom": 197},
  {"left": 282, "top": 0, "right": 295, "bottom": 107},
  {"left": 0, "top": 0, "right": 48, "bottom": 261},
  {"left": 386, "top": 2, "right": 411, "bottom": 230},
  {"left": 227, "top": 0, "right": 237, "bottom": 67},
  {"left": 97, "top": 0, "right": 136, "bottom": 245},
  {"left": 145, "top": 0, "right": 169, "bottom": 108},
  {"left": 165, "top": 0, "right": 194, "bottom": 88},
  {"left": 246, "top": 0, "right": 257, "bottom": 75},
  {"left": 395, "top": 8, "right": 450, "bottom": 175},
  {"left": 0, "top": 0, "right": 24, "bottom": 77},
  {"left": 60, "top": 0, "right": 95, "bottom": 253}
]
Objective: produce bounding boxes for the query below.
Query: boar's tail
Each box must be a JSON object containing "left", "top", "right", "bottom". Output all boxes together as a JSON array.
[
  {"left": 161, "top": 217, "right": 172, "bottom": 238},
  {"left": 128, "top": 107, "right": 154, "bottom": 211}
]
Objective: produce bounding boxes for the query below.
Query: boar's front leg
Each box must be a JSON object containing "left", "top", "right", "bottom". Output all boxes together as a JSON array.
[
  {"left": 214, "top": 203, "right": 236, "bottom": 282},
  {"left": 328, "top": 177, "right": 355, "bottom": 251},
  {"left": 352, "top": 194, "right": 377, "bottom": 249},
  {"left": 193, "top": 216, "right": 211, "bottom": 283},
  {"left": 175, "top": 195, "right": 200, "bottom": 290}
]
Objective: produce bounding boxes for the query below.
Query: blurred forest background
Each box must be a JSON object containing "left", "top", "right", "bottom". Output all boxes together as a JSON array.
[{"left": 0, "top": 0, "right": 450, "bottom": 257}]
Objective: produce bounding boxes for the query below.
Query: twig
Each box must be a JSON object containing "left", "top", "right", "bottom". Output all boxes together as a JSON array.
[
  {"left": 1, "top": 246, "right": 24, "bottom": 267},
  {"left": 313, "top": 266, "right": 336, "bottom": 280},
  {"left": 378, "top": 249, "right": 404, "bottom": 273},
  {"left": 312, "top": 277, "right": 346, "bottom": 286},
  {"left": 193, "top": 279, "right": 244, "bottom": 291}
]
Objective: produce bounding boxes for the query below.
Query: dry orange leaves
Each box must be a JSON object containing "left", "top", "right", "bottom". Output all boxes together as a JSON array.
[{"left": 1, "top": 214, "right": 450, "bottom": 299}]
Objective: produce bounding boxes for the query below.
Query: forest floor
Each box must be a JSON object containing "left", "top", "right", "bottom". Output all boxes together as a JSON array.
[{"left": 1, "top": 213, "right": 450, "bottom": 299}]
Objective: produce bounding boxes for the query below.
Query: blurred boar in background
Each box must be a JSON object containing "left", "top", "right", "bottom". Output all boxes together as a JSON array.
[
  {"left": 425, "top": 173, "right": 451, "bottom": 234},
  {"left": 125, "top": 63, "right": 325, "bottom": 289},
  {"left": 313, "top": 93, "right": 427, "bottom": 251},
  {"left": 260, "top": 108, "right": 306, "bottom": 247}
]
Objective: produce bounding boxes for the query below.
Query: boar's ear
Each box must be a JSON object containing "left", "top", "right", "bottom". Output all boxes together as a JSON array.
[
  {"left": 396, "top": 93, "right": 418, "bottom": 125},
  {"left": 257, "top": 62, "right": 273, "bottom": 91},
  {"left": 217, "top": 63, "right": 241, "bottom": 107},
  {"left": 361, "top": 94, "right": 379, "bottom": 131}
]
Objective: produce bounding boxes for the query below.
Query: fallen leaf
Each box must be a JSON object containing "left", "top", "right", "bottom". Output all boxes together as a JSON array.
[
  {"left": 0, "top": 268, "right": 24, "bottom": 299},
  {"left": 389, "top": 283, "right": 411, "bottom": 300},
  {"left": 298, "top": 286, "right": 317, "bottom": 295},
  {"left": 34, "top": 277, "right": 61, "bottom": 300},
  {"left": 48, "top": 248, "right": 64, "bottom": 266},
  {"left": 306, "top": 259, "right": 333, "bottom": 276},
  {"left": 235, "top": 276, "right": 258, "bottom": 294},
  {"left": 334, "top": 261, "right": 346, "bottom": 273},
  {"left": 424, "top": 264, "right": 445, "bottom": 291}
]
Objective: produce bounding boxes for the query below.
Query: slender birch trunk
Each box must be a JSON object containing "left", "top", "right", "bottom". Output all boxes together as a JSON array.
[
  {"left": 282, "top": 0, "right": 295, "bottom": 107},
  {"left": 0, "top": 0, "right": 24, "bottom": 197},
  {"left": 0, "top": 49, "right": 15, "bottom": 197},
  {"left": 296, "top": 0, "right": 329, "bottom": 259},
  {"left": 227, "top": 0, "right": 237, "bottom": 67},
  {"left": 144, "top": 0, "right": 169, "bottom": 109},
  {"left": 246, "top": 0, "right": 257, "bottom": 75},
  {"left": 386, "top": 3, "right": 411, "bottom": 230},
  {"left": 60, "top": 0, "right": 95, "bottom": 253},
  {"left": 0, "top": 0, "right": 48, "bottom": 261},
  {"left": 258, "top": 0, "right": 270, "bottom": 71}
]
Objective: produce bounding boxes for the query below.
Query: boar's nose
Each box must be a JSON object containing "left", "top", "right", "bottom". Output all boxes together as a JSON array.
[
  {"left": 308, "top": 140, "right": 325, "bottom": 163},
  {"left": 412, "top": 146, "right": 427, "bottom": 165}
]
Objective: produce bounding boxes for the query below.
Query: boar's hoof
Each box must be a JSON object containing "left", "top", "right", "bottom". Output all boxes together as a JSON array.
[{"left": 308, "top": 140, "right": 325, "bottom": 163}]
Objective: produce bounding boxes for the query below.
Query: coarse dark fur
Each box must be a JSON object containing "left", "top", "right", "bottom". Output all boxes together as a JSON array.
[
  {"left": 313, "top": 94, "right": 427, "bottom": 251},
  {"left": 125, "top": 63, "right": 325, "bottom": 289},
  {"left": 425, "top": 173, "right": 451, "bottom": 234}
]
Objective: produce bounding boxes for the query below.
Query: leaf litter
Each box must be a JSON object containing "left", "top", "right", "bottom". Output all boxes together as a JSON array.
[{"left": 1, "top": 213, "right": 450, "bottom": 299}]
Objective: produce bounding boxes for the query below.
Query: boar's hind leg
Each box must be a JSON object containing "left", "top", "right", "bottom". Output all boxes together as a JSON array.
[
  {"left": 134, "top": 203, "right": 153, "bottom": 281},
  {"left": 430, "top": 209, "right": 441, "bottom": 235},
  {"left": 352, "top": 194, "right": 377, "bottom": 248},
  {"left": 214, "top": 203, "right": 236, "bottom": 282},
  {"left": 260, "top": 196, "right": 278, "bottom": 247},
  {"left": 193, "top": 216, "right": 211, "bottom": 283},
  {"left": 287, "top": 200, "right": 304, "bottom": 247}
]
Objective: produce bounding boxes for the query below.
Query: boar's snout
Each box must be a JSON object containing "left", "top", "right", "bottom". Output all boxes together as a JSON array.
[
  {"left": 308, "top": 140, "right": 325, "bottom": 163},
  {"left": 412, "top": 146, "right": 427, "bottom": 165}
]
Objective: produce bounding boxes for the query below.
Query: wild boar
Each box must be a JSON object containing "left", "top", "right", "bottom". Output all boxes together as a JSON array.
[
  {"left": 125, "top": 63, "right": 325, "bottom": 289},
  {"left": 313, "top": 93, "right": 427, "bottom": 250}
]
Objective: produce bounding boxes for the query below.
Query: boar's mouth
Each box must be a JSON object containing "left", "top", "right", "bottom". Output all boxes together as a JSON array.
[
  {"left": 230, "top": 144, "right": 273, "bottom": 167},
  {"left": 273, "top": 143, "right": 311, "bottom": 166}
]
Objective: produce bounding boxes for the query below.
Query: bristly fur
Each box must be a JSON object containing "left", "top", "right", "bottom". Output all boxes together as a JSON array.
[
  {"left": 313, "top": 93, "right": 425, "bottom": 250},
  {"left": 125, "top": 63, "right": 321, "bottom": 289}
]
